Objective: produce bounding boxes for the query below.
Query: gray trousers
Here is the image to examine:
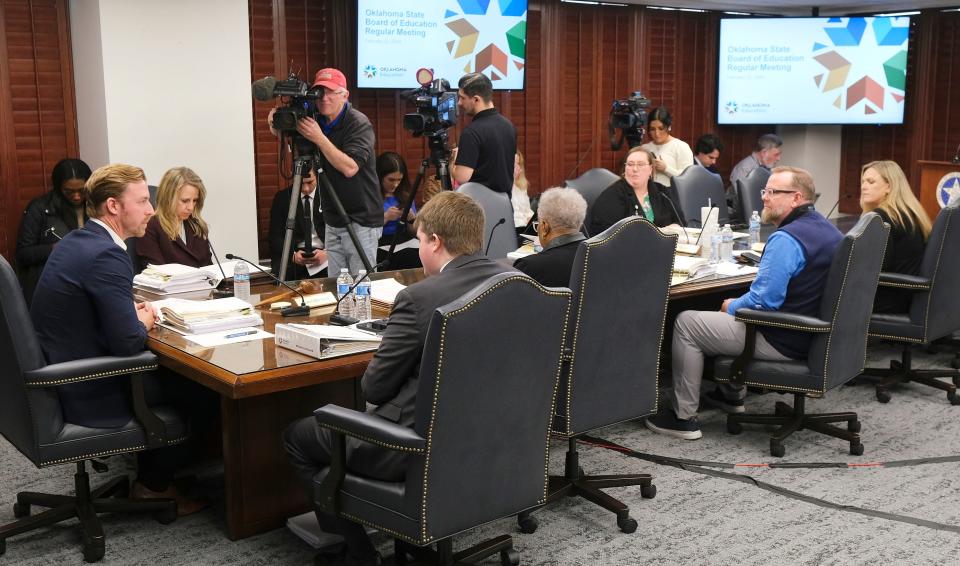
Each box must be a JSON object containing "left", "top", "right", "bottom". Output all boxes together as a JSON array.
[
  {"left": 326, "top": 224, "right": 382, "bottom": 276},
  {"left": 669, "top": 310, "right": 790, "bottom": 420}
]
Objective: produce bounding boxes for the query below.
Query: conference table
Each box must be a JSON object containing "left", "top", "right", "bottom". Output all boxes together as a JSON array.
[{"left": 139, "top": 264, "right": 754, "bottom": 540}]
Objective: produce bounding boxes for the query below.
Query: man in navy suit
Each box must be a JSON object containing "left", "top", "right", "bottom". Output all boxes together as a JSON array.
[
  {"left": 31, "top": 163, "right": 205, "bottom": 515},
  {"left": 283, "top": 191, "right": 514, "bottom": 565}
]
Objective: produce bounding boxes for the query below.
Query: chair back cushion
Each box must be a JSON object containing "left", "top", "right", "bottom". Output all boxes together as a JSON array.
[
  {"left": 562, "top": 217, "right": 675, "bottom": 435},
  {"left": 672, "top": 166, "right": 729, "bottom": 227},
  {"left": 911, "top": 203, "right": 960, "bottom": 340},
  {"left": 415, "top": 273, "right": 570, "bottom": 541},
  {"left": 565, "top": 168, "right": 619, "bottom": 234},
  {"left": 0, "top": 255, "right": 48, "bottom": 462},
  {"left": 456, "top": 182, "right": 517, "bottom": 259},
  {"left": 736, "top": 167, "right": 770, "bottom": 222},
  {"left": 810, "top": 213, "right": 888, "bottom": 389}
]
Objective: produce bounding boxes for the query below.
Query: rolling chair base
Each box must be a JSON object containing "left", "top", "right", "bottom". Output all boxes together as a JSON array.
[
  {"left": 859, "top": 347, "right": 960, "bottom": 404},
  {"left": 0, "top": 461, "right": 176, "bottom": 563},
  {"left": 517, "top": 438, "right": 656, "bottom": 535},
  {"left": 725, "top": 393, "right": 863, "bottom": 458},
  {"left": 394, "top": 534, "right": 519, "bottom": 566}
]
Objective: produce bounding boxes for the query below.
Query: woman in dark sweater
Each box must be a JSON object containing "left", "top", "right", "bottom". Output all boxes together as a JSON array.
[
  {"left": 137, "top": 166, "right": 213, "bottom": 271},
  {"left": 16, "top": 158, "right": 92, "bottom": 304},
  {"left": 590, "top": 146, "right": 682, "bottom": 236},
  {"left": 859, "top": 160, "right": 932, "bottom": 313}
]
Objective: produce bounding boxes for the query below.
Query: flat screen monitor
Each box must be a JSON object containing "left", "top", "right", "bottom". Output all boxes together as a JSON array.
[
  {"left": 717, "top": 16, "right": 910, "bottom": 125},
  {"left": 357, "top": 0, "right": 528, "bottom": 90}
]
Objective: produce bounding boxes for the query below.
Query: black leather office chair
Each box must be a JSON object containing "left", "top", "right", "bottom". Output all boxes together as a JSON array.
[
  {"left": 126, "top": 184, "right": 158, "bottom": 273},
  {"left": 735, "top": 167, "right": 770, "bottom": 223},
  {"left": 564, "top": 167, "right": 619, "bottom": 235},
  {"left": 860, "top": 203, "right": 960, "bottom": 404},
  {"left": 456, "top": 182, "right": 517, "bottom": 259},
  {"left": 713, "top": 213, "right": 888, "bottom": 457},
  {"left": 520, "top": 217, "right": 674, "bottom": 534},
  {"left": 672, "top": 165, "right": 728, "bottom": 228},
  {"left": 0, "top": 254, "right": 187, "bottom": 562},
  {"left": 313, "top": 273, "right": 570, "bottom": 565}
]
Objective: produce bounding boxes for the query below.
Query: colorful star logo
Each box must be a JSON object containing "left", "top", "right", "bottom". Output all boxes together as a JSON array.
[
  {"left": 444, "top": 0, "right": 527, "bottom": 83},
  {"left": 725, "top": 101, "right": 738, "bottom": 115},
  {"left": 363, "top": 65, "right": 377, "bottom": 79}
]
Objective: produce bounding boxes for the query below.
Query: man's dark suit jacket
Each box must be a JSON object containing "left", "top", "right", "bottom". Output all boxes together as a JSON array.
[
  {"left": 513, "top": 233, "right": 585, "bottom": 288},
  {"left": 361, "top": 253, "right": 515, "bottom": 429},
  {"left": 136, "top": 216, "right": 212, "bottom": 272},
  {"left": 269, "top": 186, "right": 326, "bottom": 281},
  {"left": 31, "top": 221, "right": 148, "bottom": 428}
]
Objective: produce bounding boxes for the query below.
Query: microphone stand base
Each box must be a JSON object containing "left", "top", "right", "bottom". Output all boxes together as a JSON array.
[
  {"left": 329, "top": 313, "right": 359, "bottom": 326},
  {"left": 211, "top": 286, "right": 234, "bottom": 299},
  {"left": 281, "top": 305, "right": 311, "bottom": 317}
]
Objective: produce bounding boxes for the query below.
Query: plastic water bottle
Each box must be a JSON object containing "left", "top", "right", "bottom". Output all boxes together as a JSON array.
[
  {"left": 720, "top": 224, "right": 734, "bottom": 263},
  {"left": 749, "top": 211, "right": 762, "bottom": 247},
  {"left": 355, "top": 270, "right": 372, "bottom": 321},
  {"left": 336, "top": 268, "right": 355, "bottom": 318},
  {"left": 233, "top": 261, "right": 251, "bottom": 301},
  {"left": 709, "top": 232, "right": 722, "bottom": 265}
]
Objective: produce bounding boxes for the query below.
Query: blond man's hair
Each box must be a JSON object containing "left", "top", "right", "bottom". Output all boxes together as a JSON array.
[
  {"left": 155, "top": 167, "right": 209, "bottom": 241},
  {"left": 414, "top": 191, "right": 484, "bottom": 256},
  {"left": 85, "top": 163, "right": 146, "bottom": 218},
  {"left": 771, "top": 166, "right": 816, "bottom": 201}
]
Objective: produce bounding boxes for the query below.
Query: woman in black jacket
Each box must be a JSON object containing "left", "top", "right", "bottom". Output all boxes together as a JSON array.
[
  {"left": 590, "top": 146, "right": 683, "bottom": 236},
  {"left": 16, "top": 158, "right": 92, "bottom": 304}
]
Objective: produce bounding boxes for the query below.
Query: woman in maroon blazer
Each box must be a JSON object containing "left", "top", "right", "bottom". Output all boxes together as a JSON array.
[{"left": 137, "top": 166, "right": 213, "bottom": 271}]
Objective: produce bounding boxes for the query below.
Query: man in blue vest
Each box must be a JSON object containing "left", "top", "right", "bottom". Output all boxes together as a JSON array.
[{"left": 647, "top": 166, "right": 842, "bottom": 440}]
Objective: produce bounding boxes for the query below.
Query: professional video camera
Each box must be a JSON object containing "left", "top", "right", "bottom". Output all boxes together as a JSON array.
[
  {"left": 402, "top": 77, "right": 456, "bottom": 140},
  {"left": 609, "top": 91, "right": 652, "bottom": 150},
  {"left": 251, "top": 72, "right": 322, "bottom": 134}
]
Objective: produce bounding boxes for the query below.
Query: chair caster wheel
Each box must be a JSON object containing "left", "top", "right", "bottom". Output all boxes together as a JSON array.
[
  {"left": 640, "top": 483, "right": 657, "bottom": 499},
  {"left": 876, "top": 389, "right": 891, "bottom": 403},
  {"left": 500, "top": 548, "right": 520, "bottom": 566},
  {"left": 726, "top": 420, "right": 743, "bottom": 435},
  {"left": 154, "top": 508, "right": 177, "bottom": 525},
  {"left": 13, "top": 502, "right": 29, "bottom": 518},
  {"left": 617, "top": 516, "right": 638, "bottom": 534},
  {"left": 83, "top": 540, "right": 105, "bottom": 563},
  {"left": 850, "top": 442, "right": 864, "bottom": 456},
  {"left": 847, "top": 420, "right": 861, "bottom": 433},
  {"left": 517, "top": 514, "right": 538, "bottom": 534},
  {"left": 770, "top": 440, "right": 785, "bottom": 458},
  {"left": 949, "top": 390, "right": 960, "bottom": 405}
]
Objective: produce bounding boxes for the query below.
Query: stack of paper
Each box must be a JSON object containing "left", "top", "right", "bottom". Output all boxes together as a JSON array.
[
  {"left": 134, "top": 263, "right": 222, "bottom": 294},
  {"left": 370, "top": 278, "right": 407, "bottom": 310},
  {"left": 670, "top": 255, "right": 716, "bottom": 286},
  {"left": 155, "top": 297, "right": 263, "bottom": 334}
]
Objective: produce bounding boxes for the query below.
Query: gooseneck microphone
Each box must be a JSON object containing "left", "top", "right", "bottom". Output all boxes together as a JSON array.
[
  {"left": 208, "top": 240, "right": 233, "bottom": 298},
  {"left": 660, "top": 192, "right": 690, "bottom": 245},
  {"left": 329, "top": 261, "right": 389, "bottom": 326},
  {"left": 225, "top": 253, "right": 310, "bottom": 317},
  {"left": 824, "top": 198, "right": 840, "bottom": 220},
  {"left": 485, "top": 218, "right": 507, "bottom": 256}
]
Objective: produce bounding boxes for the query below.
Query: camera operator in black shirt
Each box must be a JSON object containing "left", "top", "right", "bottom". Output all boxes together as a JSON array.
[{"left": 452, "top": 73, "right": 517, "bottom": 194}]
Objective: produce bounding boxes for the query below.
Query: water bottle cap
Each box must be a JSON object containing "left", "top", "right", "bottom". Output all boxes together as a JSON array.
[{"left": 340, "top": 268, "right": 348, "bottom": 273}]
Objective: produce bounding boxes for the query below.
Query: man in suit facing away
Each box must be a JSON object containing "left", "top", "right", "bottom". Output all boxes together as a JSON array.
[
  {"left": 513, "top": 187, "right": 587, "bottom": 287},
  {"left": 284, "top": 191, "right": 514, "bottom": 565},
  {"left": 31, "top": 163, "right": 206, "bottom": 515}
]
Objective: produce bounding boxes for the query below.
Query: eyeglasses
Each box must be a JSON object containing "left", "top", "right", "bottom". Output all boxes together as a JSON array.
[
  {"left": 532, "top": 221, "right": 540, "bottom": 232},
  {"left": 625, "top": 161, "right": 650, "bottom": 169},
  {"left": 318, "top": 89, "right": 345, "bottom": 99},
  {"left": 760, "top": 188, "right": 798, "bottom": 197}
]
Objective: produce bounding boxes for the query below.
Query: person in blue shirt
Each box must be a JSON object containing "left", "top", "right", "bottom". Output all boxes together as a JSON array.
[
  {"left": 376, "top": 151, "right": 421, "bottom": 269},
  {"left": 647, "top": 166, "right": 842, "bottom": 440}
]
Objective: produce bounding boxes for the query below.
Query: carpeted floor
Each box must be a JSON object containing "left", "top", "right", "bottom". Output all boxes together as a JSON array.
[{"left": 2, "top": 342, "right": 960, "bottom": 565}]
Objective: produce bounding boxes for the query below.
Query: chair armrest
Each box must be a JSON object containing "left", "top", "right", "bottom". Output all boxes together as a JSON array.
[
  {"left": 877, "top": 272, "right": 930, "bottom": 291},
  {"left": 734, "top": 309, "right": 831, "bottom": 333},
  {"left": 313, "top": 405, "right": 425, "bottom": 453},
  {"left": 23, "top": 351, "right": 159, "bottom": 387}
]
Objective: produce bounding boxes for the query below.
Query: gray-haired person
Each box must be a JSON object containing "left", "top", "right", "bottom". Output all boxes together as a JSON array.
[{"left": 513, "top": 187, "right": 587, "bottom": 287}]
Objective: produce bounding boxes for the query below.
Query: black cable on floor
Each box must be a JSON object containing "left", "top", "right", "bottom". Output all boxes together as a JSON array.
[{"left": 581, "top": 435, "right": 960, "bottom": 534}]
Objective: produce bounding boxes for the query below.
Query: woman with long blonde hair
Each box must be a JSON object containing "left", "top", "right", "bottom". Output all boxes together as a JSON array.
[
  {"left": 136, "top": 166, "right": 212, "bottom": 271},
  {"left": 859, "top": 160, "right": 931, "bottom": 313}
]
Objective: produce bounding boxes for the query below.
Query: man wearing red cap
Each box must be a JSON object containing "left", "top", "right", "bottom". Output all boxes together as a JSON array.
[{"left": 268, "top": 67, "right": 383, "bottom": 276}]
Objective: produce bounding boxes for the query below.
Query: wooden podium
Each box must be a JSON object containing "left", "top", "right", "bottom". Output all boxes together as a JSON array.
[{"left": 918, "top": 161, "right": 960, "bottom": 220}]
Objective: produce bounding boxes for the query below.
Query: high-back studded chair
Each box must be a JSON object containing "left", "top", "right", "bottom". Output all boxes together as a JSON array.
[
  {"left": 313, "top": 273, "right": 570, "bottom": 565},
  {"left": 712, "top": 213, "right": 888, "bottom": 457},
  {"left": 565, "top": 167, "right": 620, "bottom": 236},
  {"left": 861, "top": 203, "right": 960, "bottom": 404},
  {"left": 0, "top": 254, "right": 187, "bottom": 562},
  {"left": 672, "top": 165, "right": 729, "bottom": 228},
  {"left": 735, "top": 166, "right": 770, "bottom": 223}
]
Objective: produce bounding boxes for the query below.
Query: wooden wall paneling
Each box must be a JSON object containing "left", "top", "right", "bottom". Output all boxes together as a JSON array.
[
  {"left": 1, "top": 0, "right": 76, "bottom": 262},
  {"left": 538, "top": 0, "right": 563, "bottom": 193},
  {"left": 930, "top": 11, "right": 960, "bottom": 162}
]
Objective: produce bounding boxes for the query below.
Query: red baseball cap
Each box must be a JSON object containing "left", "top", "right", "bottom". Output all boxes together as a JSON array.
[{"left": 312, "top": 68, "right": 347, "bottom": 91}]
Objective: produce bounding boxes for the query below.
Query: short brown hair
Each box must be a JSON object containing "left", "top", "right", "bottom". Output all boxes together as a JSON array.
[
  {"left": 85, "top": 163, "right": 146, "bottom": 218},
  {"left": 414, "top": 191, "right": 484, "bottom": 256},
  {"left": 771, "top": 165, "right": 815, "bottom": 201}
]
